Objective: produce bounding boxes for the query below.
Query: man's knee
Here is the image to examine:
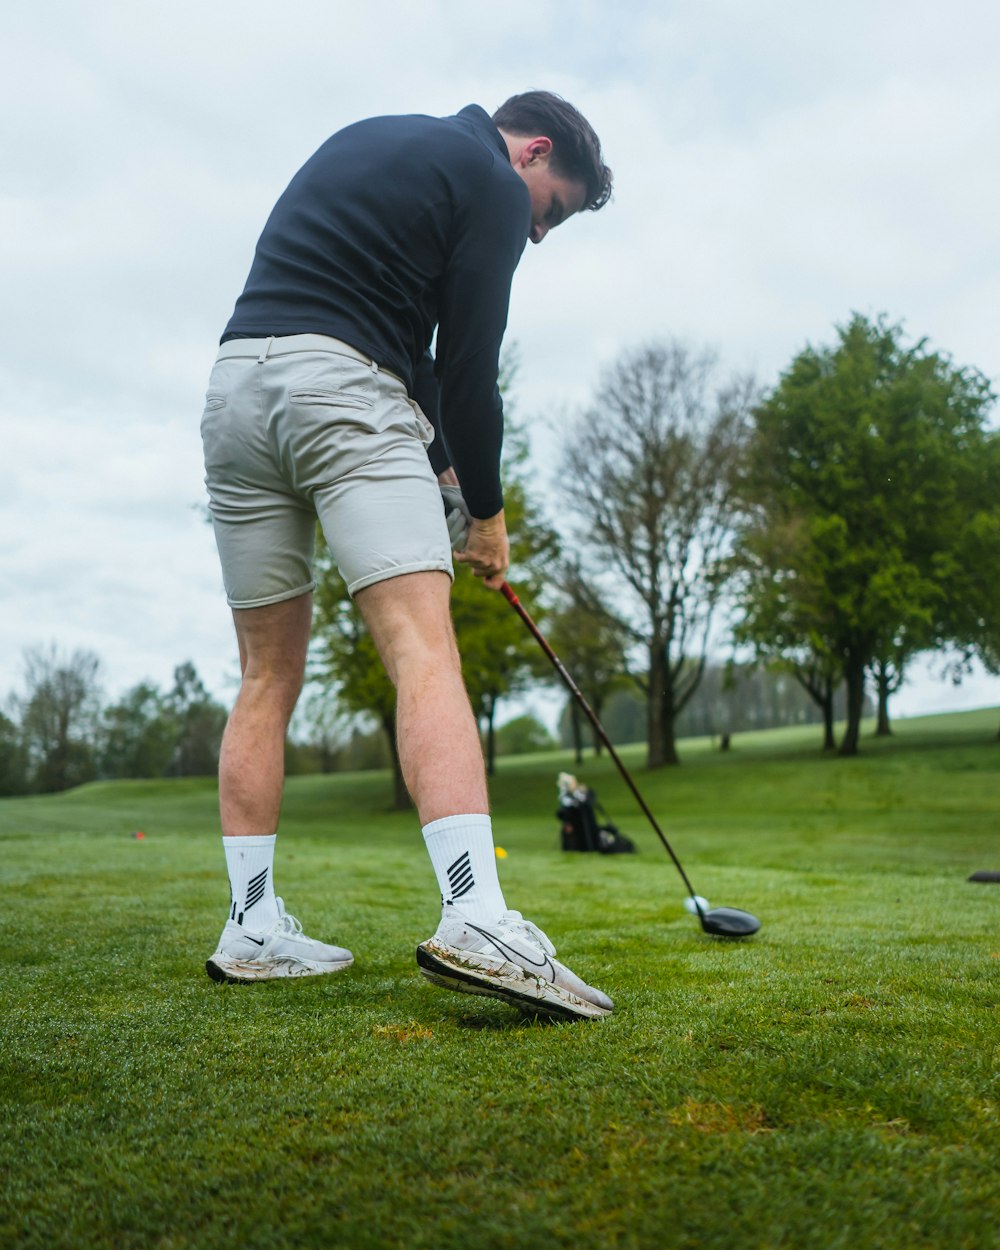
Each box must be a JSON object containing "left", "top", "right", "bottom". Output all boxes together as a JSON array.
[
  {"left": 232, "top": 595, "right": 312, "bottom": 713},
  {"left": 237, "top": 665, "right": 305, "bottom": 723}
]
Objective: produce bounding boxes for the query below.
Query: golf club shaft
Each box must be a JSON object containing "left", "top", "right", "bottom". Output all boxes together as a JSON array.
[{"left": 499, "top": 581, "right": 701, "bottom": 902}]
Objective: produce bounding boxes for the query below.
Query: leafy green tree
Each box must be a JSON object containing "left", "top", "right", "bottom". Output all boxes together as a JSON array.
[
  {"left": 495, "top": 714, "right": 555, "bottom": 757},
  {"left": 449, "top": 414, "right": 559, "bottom": 774},
  {"left": 785, "top": 653, "right": 842, "bottom": 751},
  {"left": 100, "top": 681, "right": 178, "bottom": 779},
  {"left": 0, "top": 709, "right": 29, "bottom": 796},
  {"left": 166, "top": 662, "right": 228, "bottom": 777},
  {"left": 934, "top": 431, "right": 1000, "bottom": 734},
  {"left": 731, "top": 513, "right": 843, "bottom": 749},
  {"left": 450, "top": 573, "right": 540, "bottom": 776},
  {"left": 16, "top": 645, "right": 101, "bottom": 792},
  {"left": 951, "top": 514, "right": 1000, "bottom": 677},
  {"left": 870, "top": 653, "right": 904, "bottom": 737},
  {"left": 738, "top": 314, "right": 997, "bottom": 755},
  {"left": 558, "top": 340, "right": 757, "bottom": 767},
  {"left": 311, "top": 569, "right": 407, "bottom": 807},
  {"left": 291, "top": 686, "right": 353, "bottom": 775}
]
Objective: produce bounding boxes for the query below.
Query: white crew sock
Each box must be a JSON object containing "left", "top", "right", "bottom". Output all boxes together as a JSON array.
[
  {"left": 222, "top": 835, "right": 280, "bottom": 929},
  {"left": 422, "top": 814, "right": 507, "bottom": 924}
]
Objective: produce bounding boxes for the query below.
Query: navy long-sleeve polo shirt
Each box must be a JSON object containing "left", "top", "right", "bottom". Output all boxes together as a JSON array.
[{"left": 221, "top": 104, "right": 530, "bottom": 519}]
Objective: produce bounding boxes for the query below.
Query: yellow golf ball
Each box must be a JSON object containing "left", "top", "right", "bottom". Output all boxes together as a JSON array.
[{"left": 495, "top": 846, "right": 508, "bottom": 859}]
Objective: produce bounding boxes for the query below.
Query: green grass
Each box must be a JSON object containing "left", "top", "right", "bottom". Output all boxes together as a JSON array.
[{"left": 1, "top": 711, "right": 998, "bottom": 1250}]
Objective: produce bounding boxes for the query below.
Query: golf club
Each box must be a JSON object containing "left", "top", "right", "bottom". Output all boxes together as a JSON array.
[{"left": 500, "top": 581, "right": 761, "bottom": 939}]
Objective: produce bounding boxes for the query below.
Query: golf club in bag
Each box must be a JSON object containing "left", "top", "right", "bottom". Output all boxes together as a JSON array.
[{"left": 500, "top": 582, "right": 760, "bottom": 938}]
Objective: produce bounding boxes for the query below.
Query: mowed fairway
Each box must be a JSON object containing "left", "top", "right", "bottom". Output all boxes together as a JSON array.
[{"left": 1, "top": 711, "right": 997, "bottom": 1250}]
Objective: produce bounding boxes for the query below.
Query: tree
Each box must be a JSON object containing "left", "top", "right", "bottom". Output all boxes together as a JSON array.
[
  {"left": 738, "top": 314, "right": 997, "bottom": 755},
  {"left": 166, "top": 662, "right": 228, "bottom": 776},
  {"left": 100, "top": 682, "right": 178, "bottom": 779},
  {"left": 16, "top": 645, "right": 102, "bottom": 792},
  {"left": 786, "top": 652, "right": 842, "bottom": 752},
  {"left": 731, "top": 514, "right": 843, "bottom": 750},
  {"left": 871, "top": 653, "right": 903, "bottom": 737},
  {"left": 558, "top": 340, "right": 757, "bottom": 767},
  {"left": 311, "top": 569, "right": 408, "bottom": 808},
  {"left": 934, "top": 431, "right": 1000, "bottom": 734},
  {"left": 0, "top": 710, "right": 29, "bottom": 796},
  {"left": 494, "top": 714, "right": 555, "bottom": 756},
  {"left": 449, "top": 414, "right": 559, "bottom": 774},
  {"left": 559, "top": 686, "right": 645, "bottom": 752},
  {"left": 291, "top": 686, "right": 353, "bottom": 775},
  {"left": 545, "top": 562, "right": 632, "bottom": 762},
  {"left": 450, "top": 571, "right": 544, "bottom": 776}
]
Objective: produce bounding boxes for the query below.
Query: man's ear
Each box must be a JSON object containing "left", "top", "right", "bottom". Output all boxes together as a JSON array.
[{"left": 518, "top": 135, "right": 553, "bottom": 166}]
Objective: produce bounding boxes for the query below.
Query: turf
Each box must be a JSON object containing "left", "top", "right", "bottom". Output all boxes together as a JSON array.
[{"left": 1, "top": 711, "right": 998, "bottom": 1249}]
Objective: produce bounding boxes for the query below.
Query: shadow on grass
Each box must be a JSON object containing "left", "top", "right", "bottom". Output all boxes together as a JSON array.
[{"left": 450, "top": 1005, "right": 563, "bottom": 1031}]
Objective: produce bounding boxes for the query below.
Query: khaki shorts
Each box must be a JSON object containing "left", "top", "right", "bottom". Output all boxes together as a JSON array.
[{"left": 201, "top": 335, "right": 453, "bottom": 606}]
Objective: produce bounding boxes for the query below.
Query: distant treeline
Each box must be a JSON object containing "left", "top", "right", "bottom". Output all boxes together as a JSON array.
[
  {"left": 4, "top": 314, "right": 997, "bottom": 799},
  {"left": 1, "top": 646, "right": 863, "bottom": 797},
  {"left": 557, "top": 663, "right": 867, "bottom": 757},
  {"left": 0, "top": 648, "right": 227, "bottom": 797}
]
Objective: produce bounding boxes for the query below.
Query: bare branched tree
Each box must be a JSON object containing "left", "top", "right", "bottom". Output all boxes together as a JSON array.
[{"left": 559, "top": 341, "right": 757, "bottom": 766}]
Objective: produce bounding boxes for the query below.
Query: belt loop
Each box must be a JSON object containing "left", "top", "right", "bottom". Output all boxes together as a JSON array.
[
  {"left": 257, "top": 336, "right": 275, "bottom": 364},
  {"left": 370, "top": 359, "right": 379, "bottom": 374}
]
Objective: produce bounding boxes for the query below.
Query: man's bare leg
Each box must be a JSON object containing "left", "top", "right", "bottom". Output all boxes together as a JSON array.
[
  {"left": 360, "top": 574, "right": 613, "bottom": 1017},
  {"left": 355, "top": 571, "right": 487, "bottom": 823},
  {"left": 356, "top": 569, "right": 507, "bottom": 927},
  {"left": 219, "top": 593, "right": 313, "bottom": 838},
  {"left": 206, "top": 590, "right": 353, "bottom": 983}
]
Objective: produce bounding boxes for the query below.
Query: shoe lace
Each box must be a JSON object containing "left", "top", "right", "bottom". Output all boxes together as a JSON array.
[
  {"left": 273, "top": 898, "right": 303, "bottom": 937},
  {"left": 500, "top": 910, "right": 557, "bottom": 957}
]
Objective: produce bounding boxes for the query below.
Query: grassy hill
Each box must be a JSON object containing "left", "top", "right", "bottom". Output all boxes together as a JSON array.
[{"left": 1, "top": 710, "right": 997, "bottom": 1249}]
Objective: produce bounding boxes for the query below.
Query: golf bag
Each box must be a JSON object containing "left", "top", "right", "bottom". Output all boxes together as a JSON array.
[{"left": 556, "top": 774, "right": 637, "bottom": 855}]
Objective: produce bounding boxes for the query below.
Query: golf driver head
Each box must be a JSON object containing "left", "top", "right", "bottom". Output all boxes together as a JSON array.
[{"left": 699, "top": 906, "right": 761, "bottom": 938}]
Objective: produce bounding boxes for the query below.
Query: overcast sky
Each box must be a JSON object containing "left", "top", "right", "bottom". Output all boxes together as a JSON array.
[{"left": 2, "top": 0, "right": 998, "bottom": 723}]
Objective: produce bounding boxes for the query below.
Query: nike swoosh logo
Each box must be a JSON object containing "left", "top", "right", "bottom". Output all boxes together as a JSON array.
[
  {"left": 469, "top": 924, "right": 555, "bottom": 978},
  {"left": 245, "top": 936, "right": 265, "bottom": 947}
]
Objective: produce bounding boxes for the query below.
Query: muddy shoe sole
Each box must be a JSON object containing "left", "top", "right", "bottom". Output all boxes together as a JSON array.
[
  {"left": 205, "top": 954, "right": 353, "bottom": 984},
  {"left": 415, "top": 941, "right": 610, "bottom": 1021}
]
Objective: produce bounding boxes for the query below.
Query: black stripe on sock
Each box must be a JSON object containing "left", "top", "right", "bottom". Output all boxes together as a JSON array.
[
  {"left": 447, "top": 852, "right": 475, "bottom": 901},
  {"left": 245, "top": 867, "right": 268, "bottom": 911}
]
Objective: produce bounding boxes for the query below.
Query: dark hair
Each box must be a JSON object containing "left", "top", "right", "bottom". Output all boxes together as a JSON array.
[{"left": 492, "top": 91, "right": 613, "bottom": 212}]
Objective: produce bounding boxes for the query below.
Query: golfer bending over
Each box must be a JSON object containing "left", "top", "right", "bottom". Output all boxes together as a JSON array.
[{"left": 200, "top": 93, "right": 613, "bottom": 1019}]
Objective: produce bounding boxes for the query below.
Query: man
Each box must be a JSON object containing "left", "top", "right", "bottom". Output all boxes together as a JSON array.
[{"left": 200, "top": 93, "right": 614, "bottom": 1020}]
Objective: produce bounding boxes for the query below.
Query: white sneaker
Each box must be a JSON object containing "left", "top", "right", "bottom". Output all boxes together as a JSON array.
[
  {"left": 416, "top": 906, "right": 613, "bottom": 1020},
  {"left": 205, "top": 897, "right": 353, "bottom": 983}
]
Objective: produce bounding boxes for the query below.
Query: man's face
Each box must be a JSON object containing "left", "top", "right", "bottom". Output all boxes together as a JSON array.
[{"left": 513, "top": 144, "right": 588, "bottom": 245}]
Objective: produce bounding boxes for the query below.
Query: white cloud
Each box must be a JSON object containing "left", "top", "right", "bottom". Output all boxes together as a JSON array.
[{"left": 1, "top": 0, "right": 998, "bottom": 716}]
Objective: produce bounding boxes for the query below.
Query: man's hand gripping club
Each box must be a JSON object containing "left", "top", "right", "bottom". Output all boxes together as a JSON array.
[
  {"left": 456, "top": 510, "right": 509, "bottom": 589},
  {"left": 439, "top": 471, "right": 509, "bottom": 590}
]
